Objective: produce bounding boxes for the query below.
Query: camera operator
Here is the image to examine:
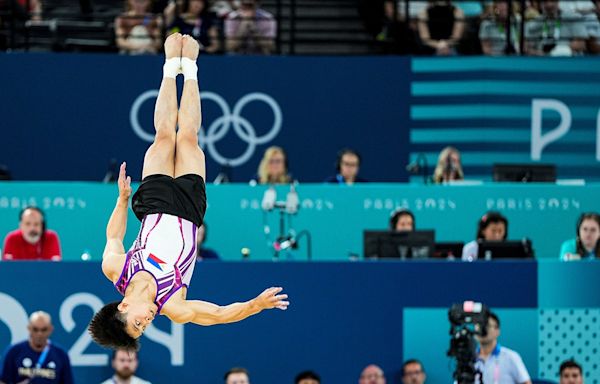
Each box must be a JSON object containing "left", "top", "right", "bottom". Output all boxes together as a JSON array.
[{"left": 475, "top": 312, "right": 531, "bottom": 384}]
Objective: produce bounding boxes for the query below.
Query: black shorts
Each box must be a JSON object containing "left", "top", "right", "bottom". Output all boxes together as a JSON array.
[{"left": 132, "top": 174, "right": 206, "bottom": 227}]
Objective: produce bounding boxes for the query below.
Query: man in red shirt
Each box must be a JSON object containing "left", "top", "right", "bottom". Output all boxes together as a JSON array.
[{"left": 2, "top": 206, "right": 61, "bottom": 261}]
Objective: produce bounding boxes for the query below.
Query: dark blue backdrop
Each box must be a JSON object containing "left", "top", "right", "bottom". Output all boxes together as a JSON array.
[
  {"left": 0, "top": 54, "right": 410, "bottom": 182},
  {"left": 2, "top": 54, "right": 600, "bottom": 182},
  {"left": 0, "top": 261, "right": 537, "bottom": 383}
]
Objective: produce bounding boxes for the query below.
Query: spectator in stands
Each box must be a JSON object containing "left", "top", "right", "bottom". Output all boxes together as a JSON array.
[
  {"left": 165, "top": 0, "right": 220, "bottom": 53},
  {"left": 224, "top": 367, "right": 250, "bottom": 384},
  {"left": 295, "top": 370, "right": 321, "bottom": 384},
  {"left": 462, "top": 211, "right": 508, "bottom": 261},
  {"left": 101, "top": 348, "right": 151, "bottom": 384},
  {"left": 196, "top": 223, "right": 220, "bottom": 260},
  {"left": 372, "top": 1, "right": 422, "bottom": 54},
  {"left": 480, "top": 0, "right": 522, "bottom": 55},
  {"left": 0, "top": 311, "right": 74, "bottom": 384},
  {"left": 253, "top": 146, "right": 291, "bottom": 184},
  {"left": 417, "top": 0, "right": 465, "bottom": 55},
  {"left": 475, "top": 311, "right": 532, "bottom": 384},
  {"left": 115, "top": 0, "right": 163, "bottom": 55},
  {"left": 225, "top": 0, "right": 276, "bottom": 54},
  {"left": 560, "top": 212, "right": 600, "bottom": 260},
  {"left": 390, "top": 208, "right": 415, "bottom": 231},
  {"left": 525, "top": 0, "right": 588, "bottom": 55},
  {"left": 401, "top": 359, "right": 426, "bottom": 384},
  {"left": 432, "top": 146, "right": 464, "bottom": 184},
  {"left": 2, "top": 206, "right": 62, "bottom": 261},
  {"left": 359, "top": 364, "right": 386, "bottom": 384},
  {"left": 584, "top": 0, "right": 600, "bottom": 54},
  {"left": 325, "top": 148, "right": 367, "bottom": 185},
  {"left": 212, "top": 0, "right": 239, "bottom": 18},
  {"left": 559, "top": 360, "right": 584, "bottom": 384}
]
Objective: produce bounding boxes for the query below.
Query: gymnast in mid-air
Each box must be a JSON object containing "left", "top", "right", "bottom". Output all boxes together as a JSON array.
[{"left": 89, "top": 33, "right": 289, "bottom": 350}]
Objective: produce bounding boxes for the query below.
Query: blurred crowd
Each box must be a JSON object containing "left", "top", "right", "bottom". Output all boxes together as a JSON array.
[
  {"left": 0, "top": 0, "right": 276, "bottom": 54},
  {"left": 363, "top": 0, "right": 600, "bottom": 56},
  {"left": 2, "top": 0, "right": 600, "bottom": 55}
]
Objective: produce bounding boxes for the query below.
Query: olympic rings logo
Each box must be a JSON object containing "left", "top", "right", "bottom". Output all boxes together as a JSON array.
[{"left": 130, "top": 90, "right": 283, "bottom": 166}]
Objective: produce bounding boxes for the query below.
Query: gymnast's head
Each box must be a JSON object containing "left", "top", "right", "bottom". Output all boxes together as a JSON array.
[{"left": 89, "top": 300, "right": 155, "bottom": 349}]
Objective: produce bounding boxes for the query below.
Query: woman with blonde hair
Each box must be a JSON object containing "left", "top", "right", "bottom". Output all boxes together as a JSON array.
[
  {"left": 256, "top": 146, "right": 291, "bottom": 184},
  {"left": 433, "top": 146, "right": 464, "bottom": 183}
]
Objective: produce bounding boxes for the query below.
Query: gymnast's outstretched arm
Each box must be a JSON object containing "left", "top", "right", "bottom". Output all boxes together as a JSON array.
[{"left": 162, "top": 287, "right": 289, "bottom": 325}]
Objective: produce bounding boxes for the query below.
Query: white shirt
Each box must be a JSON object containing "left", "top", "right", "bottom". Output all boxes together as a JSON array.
[
  {"left": 476, "top": 344, "right": 531, "bottom": 384},
  {"left": 559, "top": 1, "right": 595, "bottom": 15}
]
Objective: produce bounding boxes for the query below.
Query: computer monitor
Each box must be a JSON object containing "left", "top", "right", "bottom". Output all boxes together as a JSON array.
[
  {"left": 363, "top": 230, "right": 435, "bottom": 259},
  {"left": 477, "top": 239, "right": 534, "bottom": 260},
  {"left": 493, "top": 163, "right": 556, "bottom": 182},
  {"left": 433, "top": 242, "right": 464, "bottom": 259}
]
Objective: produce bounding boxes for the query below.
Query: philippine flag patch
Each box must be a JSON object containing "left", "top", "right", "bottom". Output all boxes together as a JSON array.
[{"left": 147, "top": 253, "right": 166, "bottom": 271}]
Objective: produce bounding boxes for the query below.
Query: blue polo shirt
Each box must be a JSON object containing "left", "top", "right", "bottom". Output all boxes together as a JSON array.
[
  {"left": 475, "top": 343, "right": 531, "bottom": 384},
  {"left": 0, "top": 341, "right": 74, "bottom": 384}
]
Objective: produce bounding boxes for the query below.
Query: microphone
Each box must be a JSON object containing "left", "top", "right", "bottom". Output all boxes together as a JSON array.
[
  {"left": 213, "top": 163, "right": 232, "bottom": 185},
  {"left": 261, "top": 186, "right": 276, "bottom": 211},
  {"left": 102, "top": 158, "right": 118, "bottom": 183},
  {"left": 241, "top": 247, "right": 250, "bottom": 260},
  {"left": 406, "top": 161, "right": 420, "bottom": 173},
  {"left": 285, "top": 184, "right": 299, "bottom": 215},
  {"left": 406, "top": 153, "right": 427, "bottom": 174},
  {"left": 445, "top": 153, "right": 454, "bottom": 176}
]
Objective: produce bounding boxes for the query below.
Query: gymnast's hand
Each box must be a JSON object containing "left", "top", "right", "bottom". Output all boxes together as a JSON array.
[
  {"left": 118, "top": 162, "right": 132, "bottom": 200},
  {"left": 255, "top": 287, "right": 289, "bottom": 311}
]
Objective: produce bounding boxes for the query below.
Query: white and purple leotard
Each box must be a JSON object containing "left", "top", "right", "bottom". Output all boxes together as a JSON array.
[{"left": 115, "top": 213, "right": 198, "bottom": 313}]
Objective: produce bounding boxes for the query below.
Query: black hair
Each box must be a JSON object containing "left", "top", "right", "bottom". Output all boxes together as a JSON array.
[
  {"left": 19, "top": 206, "right": 46, "bottom": 233},
  {"left": 488, "top": 311, "right": 500, "bottom": 329},
  {"left": 335, "top": 148, "right": 361, "bottom": 172},
  {"left": 89, "top": 302, "right": 139, "bottom": 351},
  {"left": 559, "top": 359, "right": 583, "bottom": 376},
  {"left": 224, "top": 367, "right": 249, "bottom": 381},
  {"left": 390, "top": 208, "right": 415, "bottom": 231},
  {"left": 575, "top": 212, "right": 600, "bottom": 258},
  {"left": 401, "top": 359, "right": 425, "bottom": 376},
  {"left": 476, "top": 211, "right": 508, "bottom": 240},
  {"left": 295, "top": 370, "right": 321, "bottom": 383}
]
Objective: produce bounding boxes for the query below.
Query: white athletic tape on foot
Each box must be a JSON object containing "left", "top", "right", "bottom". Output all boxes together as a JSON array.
[
  {"left": 181, "top": 57, "right": 198, "bottom": 81},
  {"left": 163, "top": 57, "right": 181, "bottom": 79}
]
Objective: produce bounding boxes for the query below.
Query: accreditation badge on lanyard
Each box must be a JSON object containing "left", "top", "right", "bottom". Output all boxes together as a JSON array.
[
  {"left": 491, "top": 343, "right": 502, "bottom": 384},
  {"left": 30, "top": 341, "right": 51, "bottom": 382},
  {"left": 493, "top": 359, "right": 500, "bottom": 384}
]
